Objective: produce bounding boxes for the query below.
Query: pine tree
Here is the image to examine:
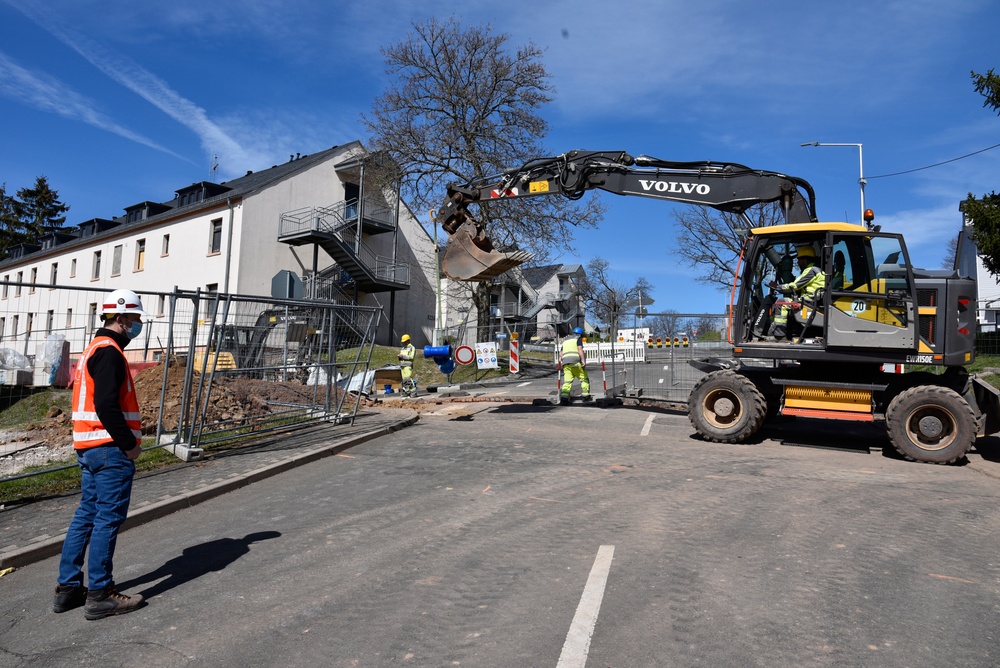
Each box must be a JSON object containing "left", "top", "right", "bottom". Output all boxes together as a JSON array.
[{"left": 16, "top": 175, "right": 69, "bottom": 243}]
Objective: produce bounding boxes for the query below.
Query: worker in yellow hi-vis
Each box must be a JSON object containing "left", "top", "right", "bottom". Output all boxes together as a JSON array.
[
  {"left": 398, "top": 334, "right": 416, "bottom": 396},
  {"left": 560, "top": 327, "right": 591, "bottom": 404}
]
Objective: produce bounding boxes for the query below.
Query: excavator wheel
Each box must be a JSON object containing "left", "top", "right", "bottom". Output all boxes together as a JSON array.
[
  {"left": 688, "top": 370, "right": 766, "bottom": 443},
  {"left": 885, "top": 385, "right": 976, "bottom": 464}
]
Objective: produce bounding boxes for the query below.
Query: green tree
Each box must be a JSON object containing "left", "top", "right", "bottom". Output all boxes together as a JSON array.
[
  {"left": 362, "top": 17, "right": 604, "bottom": 332},
  {"left": 972, "top": 68, "right": 1000, "bottom": 115},
  {"left": 16, "top": 175, "right": 69, "bottom": 243},
  {"left": 0, "top": 183, "right": 23, "bottom": 257},
  {"left": 966, "top": 192, "right": 1000, "bottom": 277},
  {"left": 966, "top": 70, "right": 1000, "bottom": 277}
]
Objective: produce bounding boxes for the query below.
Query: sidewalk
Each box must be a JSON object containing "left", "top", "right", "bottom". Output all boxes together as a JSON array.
[{"left": 0, "top": 407, "right": 418, "bottom": 570}]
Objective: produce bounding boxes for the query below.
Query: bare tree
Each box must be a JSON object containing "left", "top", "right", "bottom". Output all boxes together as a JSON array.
[
  {"left": 578, "top": 257, "right": 653, "bottom": 335},
  {"left": 362, "top": 17, "right": 604, "bottom": 330},
  {"left": 671, "top": 202, "right": 784, "bottom": 289},
  {"left": 647, "top": 311, "right": 682, "bottom": 339},
  {"left": 942, "top": 233, "right": 960, "bottom": 269}
]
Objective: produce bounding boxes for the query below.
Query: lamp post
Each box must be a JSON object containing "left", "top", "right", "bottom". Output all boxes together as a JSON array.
[{"left": 801, "top": 142, "right": 866, "bottom": 224}]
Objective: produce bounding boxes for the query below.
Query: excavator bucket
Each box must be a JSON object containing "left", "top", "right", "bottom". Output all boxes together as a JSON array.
[{"left": 441, "top": 221, "right": 533, "bottom": 281}]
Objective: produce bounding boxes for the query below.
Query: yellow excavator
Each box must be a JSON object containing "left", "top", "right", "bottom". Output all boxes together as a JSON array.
[{"left": 435, "top": 149, "right": 1000, "bottom": 464}]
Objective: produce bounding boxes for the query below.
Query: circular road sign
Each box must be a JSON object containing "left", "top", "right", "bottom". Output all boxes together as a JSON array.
[{"left": 454, "top": 345, "right": 476, "bottom": 365}]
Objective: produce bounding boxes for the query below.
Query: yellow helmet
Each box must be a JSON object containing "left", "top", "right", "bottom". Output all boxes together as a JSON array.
[
  {"left": 796, "top": 245, "right": 817, "bottom": 259},
  {"left": 401, "top": 334, "right": 411, "bottom": 343}
]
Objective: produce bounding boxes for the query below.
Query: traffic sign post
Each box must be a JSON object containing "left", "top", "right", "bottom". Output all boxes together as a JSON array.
[{"left": 454, "top": 345, "right": 476, "bottom": 365}]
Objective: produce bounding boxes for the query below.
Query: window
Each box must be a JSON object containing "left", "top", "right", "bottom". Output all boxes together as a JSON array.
[
  {"left": 134, "top": 239, "right": 145, "bottom": 271},
  {"left": 2, "top": 275, "right": 7, "bottom": 299},
  {"left": 206, "top": 283, "right": 218, "bottom": 293},
  {"left": 111, "top": 244, "right": 123, "bottom": 276},
  {"left": 25, "top": 313, "right": 33, "bottom": 337},
  {"left": 157, "top": 295, "right": 166, "bottom": 317},
  {"left": 12, "top": 315, "right": 18, "bottom": 339},
  {"left": 161, "top": 234, "right": 170, "bottom": 256},
  {"left": 0, "top": 317, "right": 5, "bottom": 340},
  {"left": 29, "top": 268, "right": 37, "bottom": 293},
  {"left": 46, "top": 310, "right": 54, "bottom": 334},
  {"left": 66, "top": 308, "right": 72, "bottom": 329},
  {"left": 209, "top": 218, "right": 223, "bottom": 254},
  {"left": 50, "top": 263, "right": 57, "bottom": 286},
  {"left": 87, "top": 303, "right": 97, "bottom": 338},
  {"left": 15, "top": 271, "right": 22, "bottom": 297},
  {"left": 70, "top": 258, "right": 77, "bottom": 278},
  {"left": 92, "top": 251, "right": 101, "bottom": 280}
]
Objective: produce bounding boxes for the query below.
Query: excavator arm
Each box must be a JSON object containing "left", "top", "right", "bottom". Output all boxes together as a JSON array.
[{"left": 435, "top": 150, "right": 818, "bottom": 281}]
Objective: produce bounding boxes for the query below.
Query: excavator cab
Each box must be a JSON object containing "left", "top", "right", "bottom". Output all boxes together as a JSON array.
[{"left": 734, "top": 223, "right": 924, "bottom": 357}]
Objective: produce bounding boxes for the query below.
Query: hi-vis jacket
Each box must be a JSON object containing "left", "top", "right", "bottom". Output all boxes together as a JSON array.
[
  {"left": 779, "top": 262, "right": 826, "bottom": 299},
  {"left": 398, "top": 344, "right": 416, "bottom": 368},
  {"left": 72, "top": 335, "right": 142, "bottom": 450},
  {"left": 560, "top": 337, "right": 585, "bottom": 366}
]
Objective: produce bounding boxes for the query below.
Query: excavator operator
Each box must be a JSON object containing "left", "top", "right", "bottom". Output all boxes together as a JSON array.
[{"left": 767, "top": 245, "right": 825, "bottom": 340}]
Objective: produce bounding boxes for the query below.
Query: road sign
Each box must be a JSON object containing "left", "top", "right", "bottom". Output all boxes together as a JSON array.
[{"left": 454, "top": 345, "right": 476, "bottom": 365}]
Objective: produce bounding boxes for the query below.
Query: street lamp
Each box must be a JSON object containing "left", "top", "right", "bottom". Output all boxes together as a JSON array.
[{"left": 801, "top": 142, "right": 866, "bottom": 225}]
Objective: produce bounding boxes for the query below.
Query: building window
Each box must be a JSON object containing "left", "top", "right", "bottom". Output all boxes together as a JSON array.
[
  {"left": 25, "top": 313, "right": 33, "bottom": 337},
  {"left": 111, "top": 244, "right": 123, "bottom": 276},
  {"left": 46, "top": 310, "right": 54, "bottom": 333},
  {"left": 70, "top": 258, "right": 77, "bottom": 278},
  {"left": 66, "top": 308, "right": 72, "bottom": 329},
  {"left": 135, "top": 239, "right": 145, "bottom": 271},
  {"left": 12, "top": 315, "right": 18, "bottom": 340},
  {"left": 29, "top": 268, "right": 37, "bottom": 293},
  {"left": 206, "top": 283, "right": 218, "bottom": 293},
  {"left": 87, "top": 303, "right": 97, "bottom": 338},
  {"left": 0, "top": 317, "right": 4, "bottom": 340},
  {"left": 209, "top": 218, "right": 223, "bottom": 254},
  {"left": 92, "top": 252, "right": 101, "bottom": 280},
  {"left": 157, "top": 295, "right": 166, "bottom": 317},
  {"left": 2, "top": 275, "right": 7, "bottom": 299},
  {"left": 162, "top": 234, "right": 170, "bottom": 256},
  {"left": 15, "top": 271, "right": 22, "bottom": 297},
  {"left": 50, "top": 263, "right": 58, "bottom": 286}
]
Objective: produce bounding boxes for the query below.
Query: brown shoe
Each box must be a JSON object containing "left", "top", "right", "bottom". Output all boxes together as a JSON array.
[
  {"left": 84, "top": 587, "right": 145, "bottom": 620},
  {"left": 53, "top": 584, "right": 87, "bottom": 613}
]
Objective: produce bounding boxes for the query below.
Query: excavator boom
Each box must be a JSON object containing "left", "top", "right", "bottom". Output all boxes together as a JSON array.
[{"left": 436, "top": 150, "right": 817, "bottom": 281}]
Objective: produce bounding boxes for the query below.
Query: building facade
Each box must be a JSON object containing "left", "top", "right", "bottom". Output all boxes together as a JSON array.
[{"left": 0, "top": 142, "right": 438, "bottom": 362}]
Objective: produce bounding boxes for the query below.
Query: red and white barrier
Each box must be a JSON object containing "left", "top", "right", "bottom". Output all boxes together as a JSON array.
[{"left": 509, "top": 340, "right": 519, "bottom": 373}]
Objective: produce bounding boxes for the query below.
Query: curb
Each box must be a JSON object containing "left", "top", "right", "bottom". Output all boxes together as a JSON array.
[{"left": 0, "top": 413, "right": 419, "bottom": 571}]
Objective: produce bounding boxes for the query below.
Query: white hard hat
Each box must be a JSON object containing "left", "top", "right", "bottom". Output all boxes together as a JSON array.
[{"left": 101, "top": 289, "right": 151, "bottom": 317}]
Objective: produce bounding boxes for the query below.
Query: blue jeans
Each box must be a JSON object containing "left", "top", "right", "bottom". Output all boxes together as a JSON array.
[{"left": 58, "top": 446, "right": 135, "bottom": 591}]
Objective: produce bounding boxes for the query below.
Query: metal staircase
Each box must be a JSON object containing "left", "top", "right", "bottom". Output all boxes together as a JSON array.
[{"left": 278, "top": 200, "right": 409, "bottom": 293}]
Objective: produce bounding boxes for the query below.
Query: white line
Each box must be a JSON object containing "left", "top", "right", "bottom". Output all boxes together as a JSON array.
[
  {"left": 640, "top": 414, "right": 655, "bottom": 436},
  {"left": 518, "top": 381, "right": 531, "bottom": 387},
  {"left": 556, "top": 545, "right": 615, "bottom": 668}
]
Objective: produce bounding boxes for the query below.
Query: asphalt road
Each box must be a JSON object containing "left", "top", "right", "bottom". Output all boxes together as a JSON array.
[{"left": 3, "top": 401, "right": 1000, "bottom": 667}]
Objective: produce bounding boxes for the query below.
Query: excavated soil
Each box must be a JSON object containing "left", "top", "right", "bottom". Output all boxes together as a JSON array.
[{"left": 1, "top": 360, "right": 373, "bottom": 477}]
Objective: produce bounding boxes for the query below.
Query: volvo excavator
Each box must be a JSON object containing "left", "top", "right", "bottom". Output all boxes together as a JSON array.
[{"left": 434, "top": 149, "right": 1000, "bottom": 464}]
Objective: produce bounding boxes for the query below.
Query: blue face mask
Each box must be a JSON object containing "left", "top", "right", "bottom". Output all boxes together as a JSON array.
[{"left": 125, "top": 319, "right": 143, "bottom": 340}]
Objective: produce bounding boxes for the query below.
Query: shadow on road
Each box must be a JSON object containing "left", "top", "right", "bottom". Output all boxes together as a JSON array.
[{"left": 116, "top": 531, "right": 282, "bottom": 600}]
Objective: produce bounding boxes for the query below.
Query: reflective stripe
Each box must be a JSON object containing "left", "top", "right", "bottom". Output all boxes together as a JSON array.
[
  {"left": 72, "top": 411, "right": 140, "bottom": 421},
  {"left": 73, "top": 428, "right": 141, "bottom": 443}
]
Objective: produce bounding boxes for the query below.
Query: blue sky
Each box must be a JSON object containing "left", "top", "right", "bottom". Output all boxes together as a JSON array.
[{"left": 1, "top": 0, "right": 998, "bottom": 314}]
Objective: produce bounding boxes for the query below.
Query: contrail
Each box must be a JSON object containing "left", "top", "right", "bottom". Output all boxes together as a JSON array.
[
  {"left": 0, "top": 50, "right": 183, "bottom": 159},
  {"left": 5, "top": 0, "right": 251, "bottom": 172}
]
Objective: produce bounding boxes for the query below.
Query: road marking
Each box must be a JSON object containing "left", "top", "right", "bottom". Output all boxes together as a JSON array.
[
  {"left": 557, "top": 545, "right": 615, "bottom": 668},
  {"left": 518, "top": 381, "right": 531, "bottom": 387},
  {"left": 640, "top": 414, "right": 655, "bottom": 436}
]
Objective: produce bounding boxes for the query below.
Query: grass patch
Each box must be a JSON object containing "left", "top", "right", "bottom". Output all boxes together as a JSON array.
[
  {"left": 336, "top": 344, "right": 540, "bottom": 386},
  {"left": 0, "top": 388, "right": 72, "bottom": 429}
]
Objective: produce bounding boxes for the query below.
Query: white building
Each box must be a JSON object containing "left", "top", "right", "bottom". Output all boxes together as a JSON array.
[{"left": 0, "top": 142, "right": 439, "bottom": 357}]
